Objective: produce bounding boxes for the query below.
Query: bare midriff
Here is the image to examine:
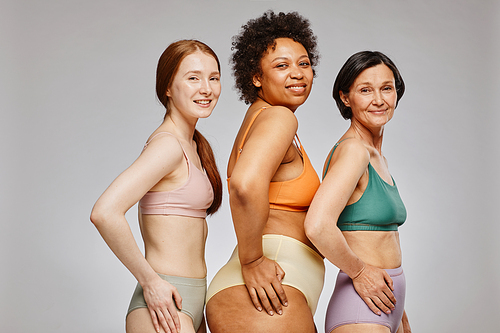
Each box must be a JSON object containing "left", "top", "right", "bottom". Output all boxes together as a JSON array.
[
  {"left": 343, "top": 230, "right": 402, "bottom": 269},
  {"left": 139, "top": 213, "right": 208, "bottom": 279}
]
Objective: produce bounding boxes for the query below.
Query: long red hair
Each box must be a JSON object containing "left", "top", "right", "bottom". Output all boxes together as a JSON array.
[{"left": 156, "top": 40, "right": 222, "bottom": 215}]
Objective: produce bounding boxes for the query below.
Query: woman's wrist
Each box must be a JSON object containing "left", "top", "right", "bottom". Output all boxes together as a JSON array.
[
  {"left": 136, "top": 265, "right": 161, "bottom": 287},
  {"left": 350, "top": 262, "right": 366, "bottom": 280},
  {"left": 241, "top": 254, "right": 265, "bottom": 267}
]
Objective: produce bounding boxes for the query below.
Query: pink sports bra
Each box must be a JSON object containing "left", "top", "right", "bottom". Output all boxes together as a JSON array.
[{"left": 139, "top": 132, "right": 214, "bottom": 218}]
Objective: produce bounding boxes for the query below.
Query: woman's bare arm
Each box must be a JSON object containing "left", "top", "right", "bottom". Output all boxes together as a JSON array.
[
  {"left": 229, "top": 106, "right": 298, "bottom": 315},
  {"left": 305, "top": 139, "right": 396, "bottom": 315},
  {"left": 90, "top": 134, "right": 185, "bottom": 333}
]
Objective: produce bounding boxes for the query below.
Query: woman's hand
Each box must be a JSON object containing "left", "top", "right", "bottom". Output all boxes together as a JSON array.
[
  {"left": 142, "top": 277, "right": 182, "bottom": 333},
  {"left": 352, "top": 264, "right": 396, "bottom": 316},
  {"left": 241, "top": 256, "right": 288, "bottom": 316}
]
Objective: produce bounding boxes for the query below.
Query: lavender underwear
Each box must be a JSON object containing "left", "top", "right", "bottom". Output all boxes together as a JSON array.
[{"left": 325, "top": 266, "right": 405, "bottom": 333}]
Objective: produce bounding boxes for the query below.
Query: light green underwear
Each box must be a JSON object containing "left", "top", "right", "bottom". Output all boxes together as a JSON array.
[{"left": 127, "top": 274, "right": 206, "bottom": 331}]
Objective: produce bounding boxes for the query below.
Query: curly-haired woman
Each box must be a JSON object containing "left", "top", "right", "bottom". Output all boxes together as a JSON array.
[{"left": 206, "top": 11, "right": 324, "bottom": 333}]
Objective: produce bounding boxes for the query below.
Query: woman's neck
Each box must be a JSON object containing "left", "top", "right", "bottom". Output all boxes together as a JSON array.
[
  {"left": 349, "top": 120, "right": 384, "bottom": 154},
  {"left": 254, "top": 97, "right": 298, "bottom": 113},
  {"left": 161, "top": 114, "right": 197, "bottom": 142}
]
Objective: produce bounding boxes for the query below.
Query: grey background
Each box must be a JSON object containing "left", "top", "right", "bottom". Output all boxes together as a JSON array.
[{"left": 2, "top": 0, "right": 499, "bottom": 332}]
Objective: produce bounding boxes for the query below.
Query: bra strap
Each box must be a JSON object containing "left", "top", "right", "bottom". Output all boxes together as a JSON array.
[
  {"left": 293, "top": 134, "right": 302, "bottom": 149},
  {"left": 236, "top": 107, "right": 267, "bottom": 160},
  {"left": 144, "top": 132, "right": 189, "bottom": 161},
  {"left": 293, "top": 134, "right": 304, "bottom": 158},
  {"left": 323, "top": 137, "right": 354, "bottom": 179},
  {"left": 144, "top": 131, "right": 176, "bottom": 147}
]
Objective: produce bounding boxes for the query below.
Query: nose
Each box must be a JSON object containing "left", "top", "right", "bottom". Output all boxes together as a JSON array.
[
  {"left": 290, "top": 64, "right": 304, "bottom": 79},
  {"left": 372, "top": 90, "right": 384, "bottom": 105},
  {"left": 200, "top": 79, "right": 212, "bottom": 95}
]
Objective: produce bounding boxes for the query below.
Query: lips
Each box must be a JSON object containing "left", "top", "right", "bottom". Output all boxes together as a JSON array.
[
  {"left": 369, "top": 109, "right": 388, "bottom": 114},
  {"left": 286, "top": 83, "right": 307, "bottom": 92},
  {"left": 194, "top": 99, "right": 211, "bottom": 105}
]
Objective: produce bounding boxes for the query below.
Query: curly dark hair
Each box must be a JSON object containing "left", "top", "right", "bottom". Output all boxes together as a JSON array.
[{"left": 231, "top": 10, "right": 319, "bottom": 104}]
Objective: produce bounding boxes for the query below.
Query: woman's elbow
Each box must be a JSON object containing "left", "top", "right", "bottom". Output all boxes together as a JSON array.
[
  {"left": 89, "top": 206, "right": 103, "bottom": 227},
  {"left": 229, "top": 178, "right": 260, "bottom": 206},
  {"left": 90, "top": 202, "right": 110, "bottom": 228},
  {"left": 304, "top": 214, "right": 323, "bottom": 243}
]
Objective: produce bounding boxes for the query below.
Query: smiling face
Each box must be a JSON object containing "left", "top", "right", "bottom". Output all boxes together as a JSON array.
[
  {"left": 341, "top": 64, "right": 397, "bottom": 129},
  {"left": 166, "top": 51, "right": 221, "bottom": 121},
  {"left": 253, "top": 38, "right": 313, "bottom": 111}
]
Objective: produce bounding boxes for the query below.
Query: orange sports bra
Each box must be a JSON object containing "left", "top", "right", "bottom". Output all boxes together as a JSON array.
[
  {"left": 228, "top": 107, "right": 320, "bottom": 212},
  {"left": 139, "top": 132, "right": 214, "bottom": 218}
]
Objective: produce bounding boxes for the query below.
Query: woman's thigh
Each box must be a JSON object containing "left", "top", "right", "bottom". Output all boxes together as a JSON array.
[
  {"left": 126, "top": 308, "right": 197, "bottom": 333},
  {"left": 206, "top": 285, "right": 315, "bottom": 333}
]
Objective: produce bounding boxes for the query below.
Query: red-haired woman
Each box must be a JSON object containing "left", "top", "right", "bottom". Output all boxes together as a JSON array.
[{"left": 91, "top": 40, "right": 222, "bottom": 333}]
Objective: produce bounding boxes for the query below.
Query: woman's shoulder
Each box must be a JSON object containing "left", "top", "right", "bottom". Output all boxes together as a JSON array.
[
  {"left": 263, "top": 105, "right": 297, "bottom": 117},
  {"left": 323, "top": 137, "right": 370, "bottom": 179},
  {"left": 253, "top": 105, "right": 298, "bottom": 129},
  {"left": 141, "top": 131, "right": 185, "bottom": 163},
  {"left": 332, "top": 137, "right": 370, "bottom": 164}
]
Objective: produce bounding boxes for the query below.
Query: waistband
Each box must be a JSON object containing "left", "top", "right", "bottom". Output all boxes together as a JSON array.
[
  {"left": 262, "top": 234, "right": 323, "bottom": 261},
  {"left": 340, "top": 266, "right": 403, "bottom": 278},
  {"left": 157, "top": 273, "right": 207, "bottom": 286}
]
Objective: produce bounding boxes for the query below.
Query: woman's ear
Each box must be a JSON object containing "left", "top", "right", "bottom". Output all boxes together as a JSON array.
[
  {"left": 252, "top": 74, "right": 262, "bottom": 88},
  {"left": 166, "top": 89, "right": 172, "bottom": 97},
  {"left": 339, "top": 91, "right": 350, "bottom": 107}
]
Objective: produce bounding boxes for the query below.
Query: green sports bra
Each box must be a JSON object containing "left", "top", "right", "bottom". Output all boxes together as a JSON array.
[{"left": 323, "top": 140, "right": 406, "bottom": 232}]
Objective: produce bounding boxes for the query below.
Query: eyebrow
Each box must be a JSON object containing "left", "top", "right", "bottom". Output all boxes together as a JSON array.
[
  {"left": 183, "top": 70, "right": 220, "bottom": 76},
  {"left": 356, "top": 80, "right": 394, "bottom": 86},
  {"left": 271, "top": 54, "right": 309, "bottom": 62}
]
